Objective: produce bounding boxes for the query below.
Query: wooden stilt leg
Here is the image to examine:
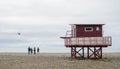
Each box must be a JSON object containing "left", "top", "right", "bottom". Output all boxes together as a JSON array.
[
  {"left": 82, "top": 47, "right": 84, "bottom": 58},
  {"left": 87, "top": 47, "right": 89, "bottom": 59},
  {"left": 94, "top": 47, "right": 96, "bottom": 58},
  {"left": 71, "top": 47, "right": 73, "bottom": 58},
  {"left": 100, "top": 47, "right": 102, "bottom": 59},
  {"left": 74, "top": 47, "right": 76, "bottom": 58}
]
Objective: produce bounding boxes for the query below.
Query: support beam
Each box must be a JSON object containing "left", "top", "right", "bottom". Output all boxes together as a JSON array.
[
  {"left": 70, "top": 47, "right": 103, "bottom": 59},
  {"left": 87, "top": 47, "right": 103, "bottom": 59},
  {"left": 87, "top": 47, "right": 89, "bottom": 59},
  {"left": 71, "top": 47, "right": 76, "bottom": 59},
  {"left": 82, "top": 47, "right": 84, "bottom": 58}
]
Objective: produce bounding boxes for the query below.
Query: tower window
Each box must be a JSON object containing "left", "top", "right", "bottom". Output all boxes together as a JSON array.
[
  {"left": 96, "top": 27, "right": 99, "bottom": 31},
  {"left": 85, "top": 27, "right": 93, "bottom": 31}
]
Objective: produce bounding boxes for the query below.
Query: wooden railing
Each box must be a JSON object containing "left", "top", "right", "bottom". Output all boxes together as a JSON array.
[{"left": 64, "top": 36, "right": 112, "bottom": 46}]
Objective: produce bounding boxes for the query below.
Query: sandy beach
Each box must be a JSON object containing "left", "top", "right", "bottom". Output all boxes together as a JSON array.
[{"left": 0, "top": 53, "right": 120, "bottom": 69}]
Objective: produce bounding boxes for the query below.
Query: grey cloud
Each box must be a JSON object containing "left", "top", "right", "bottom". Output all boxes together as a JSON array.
[
  {"left": 0, "top": 0, "right": 119, "bottom": 17},
  {"left": 0, "top": 0, "right": 120, "bottom": 52}
]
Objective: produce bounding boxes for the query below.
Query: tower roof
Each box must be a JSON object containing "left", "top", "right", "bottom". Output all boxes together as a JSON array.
[{"left": 70, "top": 24, "right": 105, "bottom": 26}]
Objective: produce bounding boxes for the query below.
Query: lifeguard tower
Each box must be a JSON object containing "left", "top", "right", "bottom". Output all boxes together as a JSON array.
[{"left": 60, "top": 24, "right": 112, "bottom": 59}]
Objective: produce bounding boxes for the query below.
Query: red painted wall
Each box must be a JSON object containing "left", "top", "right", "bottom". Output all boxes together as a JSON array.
[{"left": 72, "top": 25, "right": 103, "bottom": 37}]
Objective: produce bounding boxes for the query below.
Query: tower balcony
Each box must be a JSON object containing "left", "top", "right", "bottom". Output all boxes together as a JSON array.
[{"left": 61, "top": 36, "right": 112, "bottom": 47}]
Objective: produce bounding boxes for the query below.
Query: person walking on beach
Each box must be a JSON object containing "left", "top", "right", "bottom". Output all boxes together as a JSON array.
[
  {"left": 37, "top": 47, "right": 40, "bottom": 53},
  {"left": 34, "top": 47, "right": 36, "bottom": 54},
  {"left": 31, "top": 48, "right": 33, "bottom": 54},
  {"left": 28, "top": 47, "right": 31, "bottom": 54}
]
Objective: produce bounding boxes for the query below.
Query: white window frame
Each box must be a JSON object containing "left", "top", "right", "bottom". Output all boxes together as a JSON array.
[
  {"left": 96, "top": 27, "right": 99, "bottom": 31},
  {"left": 85, "top": 27, "right": 93, "bottom": 31}
]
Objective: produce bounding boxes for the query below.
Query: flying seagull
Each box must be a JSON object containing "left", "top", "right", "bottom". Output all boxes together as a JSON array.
[{"left": 18, "top": 33, "right": 21, "bottom": 35}]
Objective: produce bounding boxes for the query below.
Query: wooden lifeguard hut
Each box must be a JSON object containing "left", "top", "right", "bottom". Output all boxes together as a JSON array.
[{"left": 60, "top": 24, "right": 112, "bottom": 59}]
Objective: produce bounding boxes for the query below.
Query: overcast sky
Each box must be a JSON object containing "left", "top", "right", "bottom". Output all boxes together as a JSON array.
[{"left": 0, "top": 0, "right": 120, "bottom": 53}]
